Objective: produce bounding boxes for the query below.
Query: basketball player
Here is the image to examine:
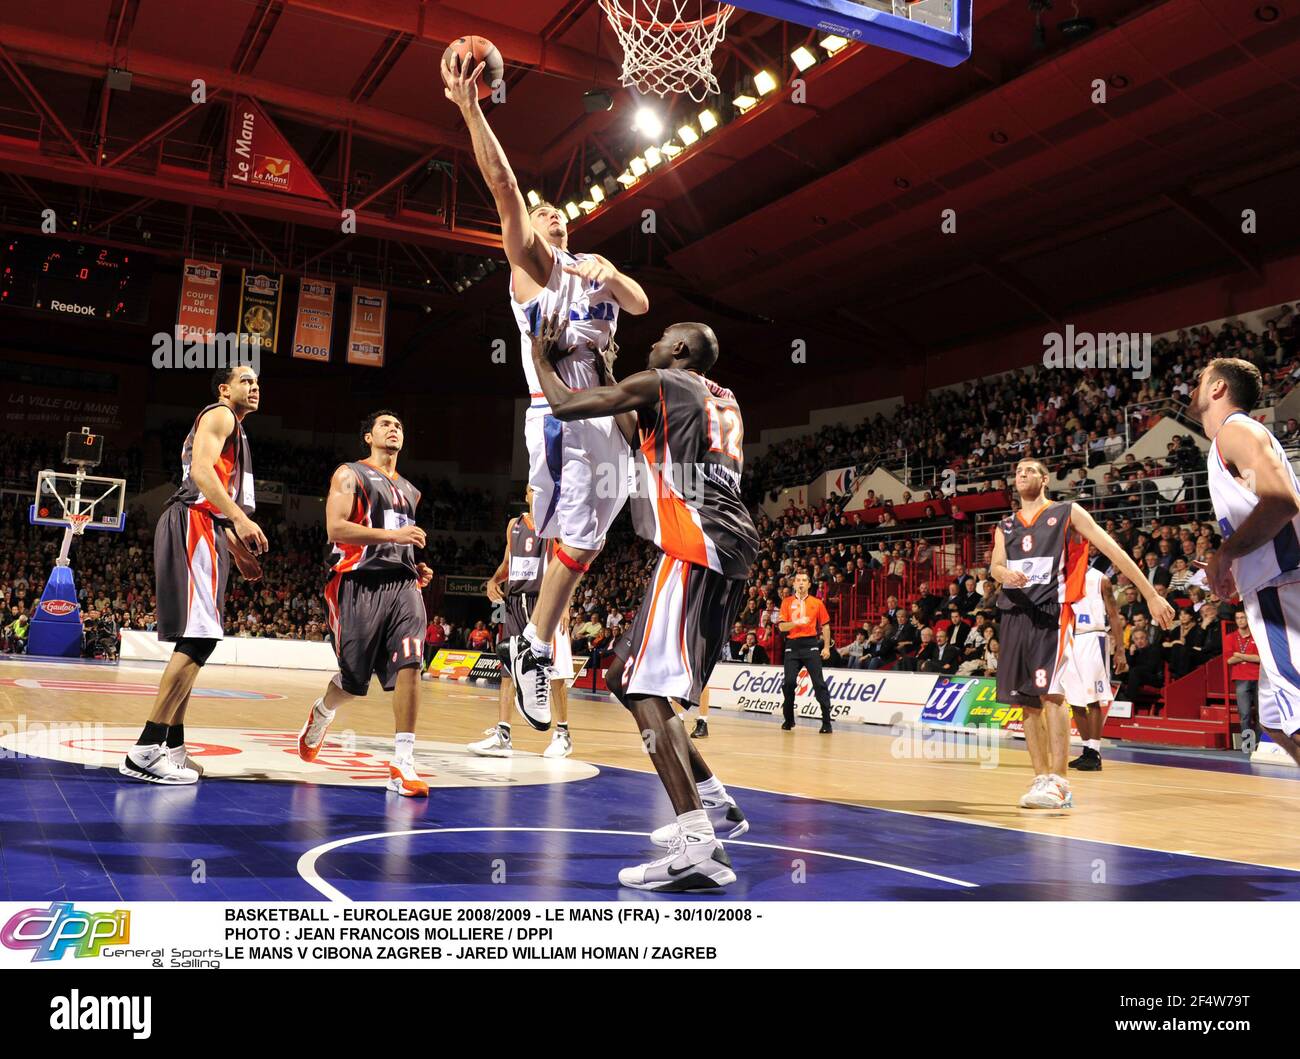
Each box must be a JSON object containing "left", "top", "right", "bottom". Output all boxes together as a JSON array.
[
  {"left": 443, "top": 53, "right": 649, "bottom": 730},
  {"left": 120, "top": 365, "right": 266, "bottom": 785},
  {"left": 531, "top": 312, "right": 753, "bottom": 890},
  {"left": 296, "top": 411, "right": 435, "bottom": 796},
  {"left": 778, "top": 573, "right": 835, "bottom": 732},
  {"left": 991, "top": 458, "right": 1172, "bottom": 809},
  {"left": 1192, "top": 358, "right": 1300, "bottom": 765},
  {"left": 469, "top": 487, "right": 575, "bottom": 759},
  {"left": 1062, "top": 554, "right": 1125, "bottom": 771}
]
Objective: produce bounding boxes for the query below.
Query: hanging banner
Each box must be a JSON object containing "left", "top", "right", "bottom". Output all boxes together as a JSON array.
[
  {"left": 227, "top": 97, "right": 331, "bottom": 202},
  {"left": 176, "top": 259, "right": 222, "bottom": 342},
  {"left": 291, "top": 279, "right": 336, "bottom": 362},
  {"left": 237, "top": 270, "right": 284, "bottom": 355},
  {"left": 347, "top": 287, "right": 386, "bottom": 367}
]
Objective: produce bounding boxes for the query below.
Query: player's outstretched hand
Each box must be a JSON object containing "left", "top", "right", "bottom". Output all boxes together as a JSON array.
[
  {"left": 416, "top": 562, "right": 434, "bottom": 590},
  {"left": 442, "top": 51, "right": 485, "bottom": 110},
  {"left": 1148, "top": 593, "right": 1176, "bottom": 631},
  {"left": 562, "top": 253, "right": 616, "bottom": 285},
  {"left": 233, "top": 514, "right": 268, "bottom": 555},
  {"left": 532, "top": 310, "right": 568, "bottom": 367},
  {"left": 390, "top": 524, "right": 427, "bottom": 548}
]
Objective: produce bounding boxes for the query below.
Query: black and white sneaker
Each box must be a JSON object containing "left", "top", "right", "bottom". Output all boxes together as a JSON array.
[
  {"left": 619, "top": 831, "right": 736, "bottom": 892},
  {"left": 1068, "top": 747, "right": 1102, "bottom": 771},
  {"left": 120, "top": 744, "right": 199, "bottom": 785},
  {"left": 650, "top": 795, "right": 748, "bottom": 848},
  {"left": 508, "top": 635, "right": 552, "bottom": 731},
  {"left": 691, "top": 719, "right": 708, "bottom": 739}
]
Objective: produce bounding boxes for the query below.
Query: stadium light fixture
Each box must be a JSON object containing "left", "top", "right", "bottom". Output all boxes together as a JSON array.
[
  {"left": 661, "top": 141, "right": 683, "bottom": 159},
  {"left": 820, "top": 34, "right": 849, "bottom": 54},
  {"left": 526, "top": 189, "right": 542, "bottom": 208},
  {"left": 644, "top": 145, "right": 663, "bottom": 168},
  {"left": 791, "top": 46, "right": 817, "bottom": 71},
  {"left": 634, "top": 107, "right": 664, "bottom": 138},
  {"left": 617, "top": 170, "right": 636, "bottom": 186},
  {"left": 678, "top": 124, "right": 699, "bottom": 146},
  {"left": 733, "top": 93, "right": 758, "bottom": 113},
  {"left": 629, "top": 156, "right": 648, "bottom": 177},
  {"left": 590, "top": 184, "right": 606, "bottom": 203},
  {"left": 698, "top": 109, "right": 719, "bottom": 132},
  {"left": 564, "top": 201, "right": 580, "bottom": 220},
  {"left": 754, "top": 70, "right": 779, "bottom": 96},
  {"left": 580, "top": 200, "right": 597, "bottom": 213}
]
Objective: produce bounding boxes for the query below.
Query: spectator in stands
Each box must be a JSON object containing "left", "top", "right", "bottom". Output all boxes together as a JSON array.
[
  {"left": 1142, "top": 551, "right": 1172, "bottom": 590},
  {"left": 1120, "top": 629, "right": 1164, "bottom": 705},
  {"left": 1162, "top": 609, "right": 1202, "bottom": 680},
  {"left": 733, "top": 630, "right": 768, "bottom": 665},
  {"left": 4, "top": 608, "right": 29, "bottom": 654},
  {"left": 920, "top": 627, "right": 960, "bottom": 675},
  {"left": 982, "top": 637, "right": 998, "bottom": 676},
  {"left": 862, "top": 625, "right": 897, "bottom": 670},
  {"left": 1224, "top": 610, "right": 1261, "bottom": 750},
  {"left": 842, "top": 631, "right": 868, "bottom": 669},
  {"left": 1194, "top": 602, "right": 1222, "bottom": 663},
  {"left": 901, "top": 627, "right": 937, "bottom": 672}
]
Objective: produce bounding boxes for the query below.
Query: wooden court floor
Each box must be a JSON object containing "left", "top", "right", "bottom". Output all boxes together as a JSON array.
[{"left": 3, "top": 657, "right": 1298, "bottom": 876}]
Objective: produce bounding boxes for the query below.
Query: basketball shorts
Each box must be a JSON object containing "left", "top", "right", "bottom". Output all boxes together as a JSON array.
[
  {"left": 525, "top": 406, "right": 630, "bottom": 552},
  {"left": 1241, "top": 579, "right": 1300, "bottom": 737},
  {"left": 614, "top": 553, "right": 748, "bottom": 707},
  {"left": 154, "top": 502, "right": 230, "bottom": 642},
  {"left": 497, "top": 593, "right": 574, "bottom": 680},
  {"left": 1058, "top": 631, "right": 1113, "bottom": 705},
  {"left": 325, "top": 570, "right": 426, "bottom": 696},
  {"left": 995, "top": 603, "right": 1068, "bottom": 707}
]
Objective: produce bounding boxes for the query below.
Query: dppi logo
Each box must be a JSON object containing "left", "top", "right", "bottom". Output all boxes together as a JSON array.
[{"left": 1, "top": 902, "right": 130, "bottom": 962}]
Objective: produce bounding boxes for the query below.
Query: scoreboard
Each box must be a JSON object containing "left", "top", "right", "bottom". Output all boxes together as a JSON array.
[{"left": 0, "top": 236, "right": 153, "bottom": 323}]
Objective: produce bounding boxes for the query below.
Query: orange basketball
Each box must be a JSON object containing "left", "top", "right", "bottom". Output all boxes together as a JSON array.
[{"left": 443, "top": 35, "right": 504, "bottom": 100}]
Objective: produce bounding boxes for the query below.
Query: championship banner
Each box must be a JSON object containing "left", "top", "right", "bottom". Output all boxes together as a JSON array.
[
  {"left": 291, "top": 279, "right": 336, "bottom": 362},
  {"left": 237, "top": 270, "right": 284, "bottom": 355},
  {"left": 706, "top": 663, "right": 937, "bottom": 726},
  {"left": 227, "top": 97, "right": 331, "bottom": 202},
  {"left": 176, "top": 259, "right": 222, "bottom": 342},
  {"left": 347, "top": 287, "right": 387, "bottom": 367}
]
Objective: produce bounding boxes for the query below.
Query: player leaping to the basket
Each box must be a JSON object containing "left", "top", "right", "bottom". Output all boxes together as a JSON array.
[{"left": 443, "top": 52, "right": 649, "bottom": 731}]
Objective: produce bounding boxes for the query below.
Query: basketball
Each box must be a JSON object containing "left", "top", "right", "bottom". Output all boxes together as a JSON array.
[{"left": 443, "top": 35, "right": 503, "bottom": 100}]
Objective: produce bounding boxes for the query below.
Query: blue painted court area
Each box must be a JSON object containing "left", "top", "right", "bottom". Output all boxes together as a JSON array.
[{"left": 3, "top": 753, "right": 1300, "bottom": 902}]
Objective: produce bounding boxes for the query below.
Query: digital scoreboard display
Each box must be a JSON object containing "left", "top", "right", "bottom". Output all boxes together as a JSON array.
[{"left": 0, "top": 236, "right": 153, "bottom": 323}]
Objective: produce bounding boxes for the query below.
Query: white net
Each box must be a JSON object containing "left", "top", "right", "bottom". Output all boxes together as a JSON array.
[{"left": 598, "top": 0, "right": 736, "bottom": 101}]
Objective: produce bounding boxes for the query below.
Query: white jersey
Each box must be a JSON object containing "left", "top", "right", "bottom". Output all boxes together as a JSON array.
[
  {"left": 511, "top": 245, "right": 619, "bottom": 406},
  {"left": 1072, "top": 567, "right": 1109, "bottom": 637},
  {"left": 1208, "top": 411, "right": 1300, "bottom": 597}
]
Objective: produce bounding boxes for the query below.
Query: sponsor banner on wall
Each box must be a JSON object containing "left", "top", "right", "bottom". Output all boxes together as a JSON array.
[
  {"left": 424, "top": 650, "right": 481, "bottom": 679},
  {"left": 227, "top": 97, "right": 331, "bottom": 201},
  {"left": 347, "top": 287, "right": 386, "bottom": 367},
  {"left": 176, "top": 259, "right": 222, "bottom": 342},
  {"left": 291, "top": 279, "right": 336, "bottom": 362},
  {"left": 706, "top": 663, "right": 937, "bottom": 726},
  {"left": 254, "top": 480, "right": 284, "bottom": 505},
  {"left": 444, "top": 575, "right": 486, "bottom": 596},
  {"left": 922, "top": 674, "right": 1115, "bottom": 740},
  {"left": 0, "top": 353, "right": 146, "bottom": 442},
  {"left": 238, "top": 270, "right": 284, "bottom": 355}
]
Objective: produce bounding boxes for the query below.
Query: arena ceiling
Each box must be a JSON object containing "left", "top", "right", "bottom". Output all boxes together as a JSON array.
[{"left": 0, "top": 0, "right": 1299, "bottom": 371}]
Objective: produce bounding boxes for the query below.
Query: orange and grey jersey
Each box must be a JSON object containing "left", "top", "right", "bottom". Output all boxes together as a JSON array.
[
  {"left": 507, "top": 513, "right": 549, "bottom": 598},
  {"left": 995, "top": 501, "right": 1087, "bottom": 613},
  {"left": 630, "top": 368, "right": 758, "bottom": 580},
  {"left": 329, "top": 460, "right": 422, "bottom": 577},
  {"left": 168, "top": 402, "right": 255, "bottom": 522}
]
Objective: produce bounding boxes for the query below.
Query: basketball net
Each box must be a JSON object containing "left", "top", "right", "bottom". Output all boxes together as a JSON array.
[
  {"left": 66, "top": 513, "right": 92, "bottom": 536},
  {"left": 598, "top": 0, "right": 735, "bottom": 101}
]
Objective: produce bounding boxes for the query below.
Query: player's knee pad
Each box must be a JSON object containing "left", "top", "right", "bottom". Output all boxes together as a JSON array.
[{"left": 174, "top": 638, "right": 218, "bottom": 666}]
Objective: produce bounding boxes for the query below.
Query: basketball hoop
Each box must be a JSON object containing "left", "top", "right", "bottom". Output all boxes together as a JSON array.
[
  {"left": 599, "top": 0, "right": 736, "bottom": 101},
  {"left": 66, "top": 513, "right": 92, "bottom": 537}
]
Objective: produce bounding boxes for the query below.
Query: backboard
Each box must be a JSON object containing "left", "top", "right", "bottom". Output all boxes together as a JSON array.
[
  {"left": 733, "top": 0, "right": 971, "bottom": 66},
  {"left": 30, "top": 469, "right": 126, "bottom": 533}
]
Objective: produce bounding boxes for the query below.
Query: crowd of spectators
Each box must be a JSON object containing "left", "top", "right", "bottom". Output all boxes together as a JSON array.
[{"left": 745, "top": 310, "right": 1300, "bottom": 500}]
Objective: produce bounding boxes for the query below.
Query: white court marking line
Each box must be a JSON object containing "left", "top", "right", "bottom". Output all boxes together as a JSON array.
[
  {"left": 433, "top": 682, "right": 1300, "bottom": 874},
  {"left": 296, "top": 826, "right": 977, "bottom": 902}
]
